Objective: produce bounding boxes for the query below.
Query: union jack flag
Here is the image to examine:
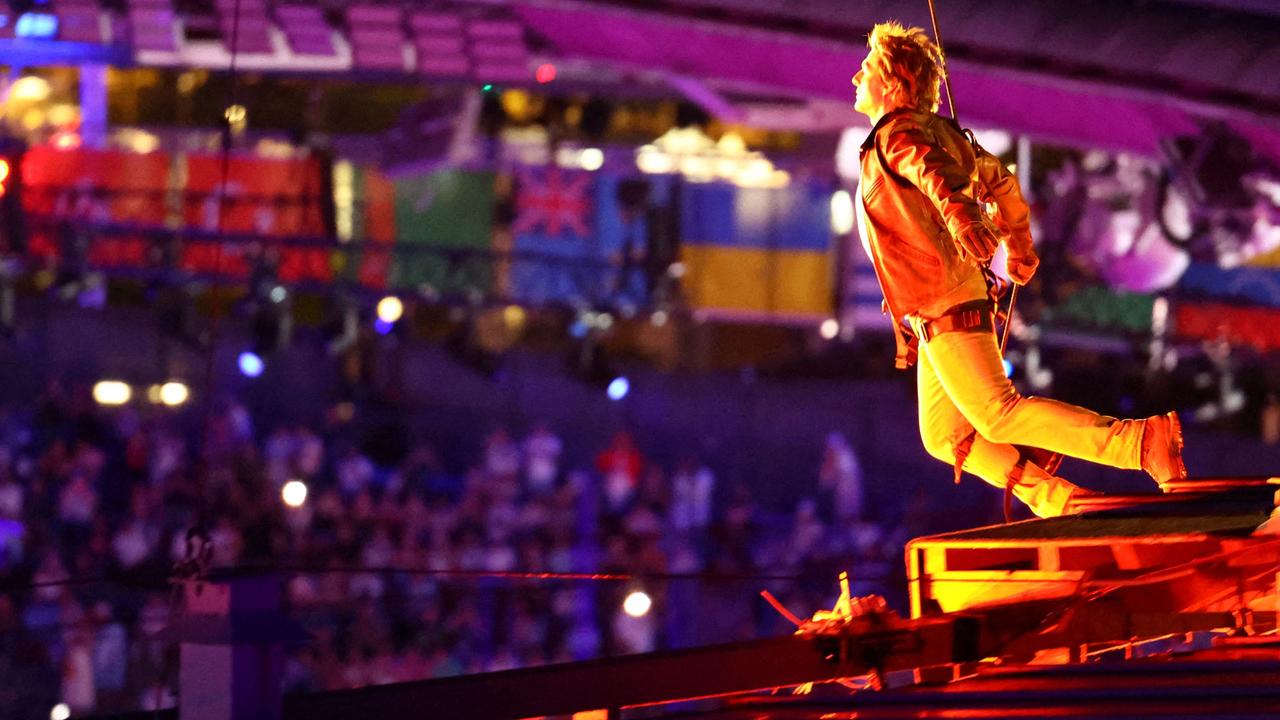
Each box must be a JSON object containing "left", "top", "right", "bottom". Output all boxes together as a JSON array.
[{"left": 513, "top": 167, "right": 592, "bottom": 237}]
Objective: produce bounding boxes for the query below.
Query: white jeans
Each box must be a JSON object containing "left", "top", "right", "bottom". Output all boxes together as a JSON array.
[{"left": 913, "top": 321, "right": 1144, "bottom": 517}]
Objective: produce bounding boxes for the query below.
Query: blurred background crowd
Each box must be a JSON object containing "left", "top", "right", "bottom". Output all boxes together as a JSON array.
[{"left": 0, "top": 375, "right": 910, "bottom": 716}]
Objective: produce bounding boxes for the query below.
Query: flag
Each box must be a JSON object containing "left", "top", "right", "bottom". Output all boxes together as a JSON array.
[
  {"left": 353, "top": 166, "right": 396, "bottom": 289},
  {"left": 180, "top": 154, "right": 330, "bottom": 282},
  {"left": 391, "top": 168, "right": 494, "bottom": 294},
  {"left": 1177, "top": 262, "right": 1280, "bottom": 308},
  {"left": 20, "top": 146, "right": 169, "bottom": 268},
  {"left": 679, "top": 180, "right": 833, "bottom": 321},
  {"left": 507, "top": 168, "right": 648, "bottom": 306}
]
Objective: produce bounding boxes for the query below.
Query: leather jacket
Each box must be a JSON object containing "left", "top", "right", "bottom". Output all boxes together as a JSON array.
[{"left": 858, "top": 107, "right": 1034, "bottom": 368}]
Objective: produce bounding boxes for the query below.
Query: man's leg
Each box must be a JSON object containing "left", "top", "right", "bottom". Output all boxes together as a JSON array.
[
  {"left": 920, "top": 327, "right": 1144, "bottom": 471},
  {"left": 918, "top": 341, "right": 1084, "bottom": 518}
]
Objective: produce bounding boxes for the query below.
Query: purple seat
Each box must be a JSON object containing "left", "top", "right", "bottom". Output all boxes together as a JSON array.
[
  {"left": 409, "top": 11, "right": 462, "bottom": 34},
  {"left": 56, "top": 7, "right": 104, "bottom": 43},
  {"left": 471, "top": 61, "right": 529, "bottom": 83},
  {"left": 346, "top": 4, "right": 401, "bottom": 27},
  {"left": 129, "top": 8, "right": 178, "bottom": 52},
  {"left": 275, "top": 4, "right": 322, "bottom": 22},
  {"left": 220, "top": 16, "right": 274, "bottom": 54},
  {"left": 470, "top": 42, "right": 526, "bottom": 61},
  {"left": 214, "top": 0, "right": 268, "bottom": 13},
  {"left": 353, "top": 47, "right": 405, "bottom": 70},
  {"left": 351, "top": 28, "right": 405, "bottom": 70},
  {"left": 285, "top": 29, "right": 335, "bottom": 56},
  {"left": 275, "top": 4, "right": 335, "bottom": 56},
  {"left": 346, "top": 7, "right": 406, "bottom": 71},
  {"left": 465, "top": 19, "right": 523, "bottom": 42},
  {"left": 416, "top": 54, "right": 469, "bottom": 77},
  {"left": 414, "top": 36, "right": 465, "bottom": 55}
]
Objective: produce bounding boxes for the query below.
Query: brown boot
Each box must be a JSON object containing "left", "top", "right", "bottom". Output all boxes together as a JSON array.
[{"left": 1141, "top": 411, "right": 1187, "bottom": 490}]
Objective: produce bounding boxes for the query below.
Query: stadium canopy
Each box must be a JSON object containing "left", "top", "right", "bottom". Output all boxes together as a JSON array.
[{"left": 509, "top": 0, "right": 1280, "bottom": 160}]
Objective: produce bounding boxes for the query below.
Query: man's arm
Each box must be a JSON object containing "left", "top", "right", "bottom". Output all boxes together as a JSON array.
[
  {"left": 974, "top": 149, "right": 1038, "bottom": 285},
  {"left": 879, "top": 121, "right": 997, "bottom": 261}
]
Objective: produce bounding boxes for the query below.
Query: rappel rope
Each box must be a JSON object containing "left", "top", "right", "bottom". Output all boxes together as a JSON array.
[{"left": 926, "top": 0, "right": 1019, "bottom": 355}]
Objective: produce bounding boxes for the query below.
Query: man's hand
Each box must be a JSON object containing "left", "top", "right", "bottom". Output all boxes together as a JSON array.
[
  {"left": 1006, "top": 248, "right": 1040, "bottom": 286},
  {"left": 954, "top": 223, "right": 999, "bottom": 262}
]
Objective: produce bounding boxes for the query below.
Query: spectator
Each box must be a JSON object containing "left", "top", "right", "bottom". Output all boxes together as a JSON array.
[
  {"left": 669, "top": 454, "right": 715, "bottom": 533},
  {"left": 62, "top": 629, "right": 96, "bottom": 714},
  {"left": 521, "top": 422, "right": 563, "bottom": 496},
  {"left": 336, "top": 442, "right": 376, "bottom": 498},
  {"left": 483, "top": 426, "right": 521, "bottom": 481},
  {"left": 819, "top": 431, "right": 865, "bottom": 524},
  {"left": 0, "top": 450, "right": 23, "bottom": 520},
  {"left": 111, "top": 516, "right": 157, "bottom": 570},
  {"left": 788, "top": 497, "right": 827, "bottom": 565},
  {"left": 595, "top": 431, "right": 643, "bottom": 513}
]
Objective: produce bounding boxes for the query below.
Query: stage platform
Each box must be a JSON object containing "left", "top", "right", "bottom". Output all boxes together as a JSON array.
[{"left": 908, "top": 476, "right": 1279, "bottom": 617}]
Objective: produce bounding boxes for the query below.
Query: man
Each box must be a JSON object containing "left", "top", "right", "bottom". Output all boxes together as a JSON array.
[{"left": 852, "top": 22, "right": 1185, "bottom": 517}]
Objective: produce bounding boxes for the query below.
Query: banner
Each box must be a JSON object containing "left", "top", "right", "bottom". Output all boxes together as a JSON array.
[
  {"left": 679, "top": 180, "right": 833, "bottom": 320},
  {"left": 507, "top": 168, "right": 649, "bottom": 306},
  {"left": 353, "top": 166, "right": 396, "bottom": 289},
  {"left": 392, "top": 169, "right": 494, "bottom": 294},
  {"left": 1177, "top": 262, "right": 1280, "bottom": 308},
  {"left": 1043, "top": 285, "right": 1156, "bottom": 334},
  {"left": 181, "top": 154, "right": 330, "bottom": 282},
  {"left": 1175, "top": 301, "right": 1280, "bottom": 352},
  {"left": 20, "top": 146, "right": 169, "bottom": 268}
]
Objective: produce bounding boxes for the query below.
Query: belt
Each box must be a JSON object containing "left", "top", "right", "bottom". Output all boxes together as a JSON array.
[{"left": 916, "top": 302, "right": 994, "bottom": 343}]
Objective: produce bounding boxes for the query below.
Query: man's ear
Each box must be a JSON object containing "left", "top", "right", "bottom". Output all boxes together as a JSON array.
[{"left": 885, "top": 80, "right": 906, "bottom": 108}]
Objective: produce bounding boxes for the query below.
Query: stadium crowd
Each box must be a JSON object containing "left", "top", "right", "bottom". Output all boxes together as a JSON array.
[{"left": 0, "top": 378, "right": 900, "bottom": 717}]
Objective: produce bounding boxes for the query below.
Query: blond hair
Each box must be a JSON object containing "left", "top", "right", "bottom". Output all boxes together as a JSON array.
[{"left": 867, "top": 21, "right": 944, "bottom": 112}]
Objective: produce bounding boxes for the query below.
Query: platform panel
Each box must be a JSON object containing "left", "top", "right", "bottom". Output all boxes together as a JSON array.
[{"left": 905, "top": 484, "right": 1274, "bottom": 617}]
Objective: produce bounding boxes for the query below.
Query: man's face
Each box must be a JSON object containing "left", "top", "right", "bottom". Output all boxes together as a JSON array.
[{"left": 851, "top": 50, "right": 889, "bottom": 119}]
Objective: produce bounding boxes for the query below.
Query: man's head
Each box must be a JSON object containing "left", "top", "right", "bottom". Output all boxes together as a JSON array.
[{"left": 852, "top": 21, "right": 944, "bottom": 121}]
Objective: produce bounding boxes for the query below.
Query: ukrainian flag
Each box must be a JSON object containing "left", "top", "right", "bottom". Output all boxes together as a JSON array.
[{"left": 680, "top": 181, "right": 834, "bottom": 321}]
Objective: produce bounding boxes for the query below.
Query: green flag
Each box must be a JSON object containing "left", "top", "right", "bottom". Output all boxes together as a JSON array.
[{"left": 392, "top": 169, "right": 495, "bottom": 294}]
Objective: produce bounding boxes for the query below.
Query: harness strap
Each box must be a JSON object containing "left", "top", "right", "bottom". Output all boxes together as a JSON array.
[{"left": 1004, "top": 459, "right": 1026, "bottom": 524}]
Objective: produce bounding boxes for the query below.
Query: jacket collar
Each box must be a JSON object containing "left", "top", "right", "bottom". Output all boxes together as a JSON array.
[
  {"left": 859, "top": 107, "right": 933, "bottom": 151},
  {"left": 860, "top": 107, "right": 912, "bottom": 151}
]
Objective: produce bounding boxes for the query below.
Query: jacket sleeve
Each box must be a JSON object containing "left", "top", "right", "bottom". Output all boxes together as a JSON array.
[
  {"left": 973, "top": 148, "right": 1034, "bottom": 259},
  {"left": 878, "top": 120, "right": 986, "bottom": 238}
]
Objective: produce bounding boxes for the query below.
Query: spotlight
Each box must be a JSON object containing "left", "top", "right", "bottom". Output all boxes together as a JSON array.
[
  {"left": 535, "top": 63, "right": 557, "bottom": 84},
  {"left": 281, "top": 480, "right": 308, "bottom": 508},
  {"left": 158, "top": 382, "right": 189, "bottom": 407},
  {"left": 819, "top": 318, "right": 839, "bottom": 340},
  {"left": 607, "top": 376, "right": 630, "bottom": 401},
  {"left": 580, "top": 148, "right": 604, "bottom": 171},
  {"left": 92, "top": 381, "right": 131, "bottom": 406},
  {"left": 50, "top": 704, "right": 70, "bottom": 720},
  {"left": 268, "top": 285, "right": 287, "bottom": 304},
  {"left": 224, "top": 104, "right": 247, "bottom": 125},
  {"left": 623, "top": 590, "right": 652, "bottom": 618},
  {"left": 238, "top": 351, "right": 264, "bottom": 378},
  {"left": 376, "top": 296, "right": 404, "bottom": 324},
  {"left": 830, "top": 190, "right": 855, "bottom": 235},
  {"left": 374, "top": 317, "right": 394, "bottom": 335}
]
